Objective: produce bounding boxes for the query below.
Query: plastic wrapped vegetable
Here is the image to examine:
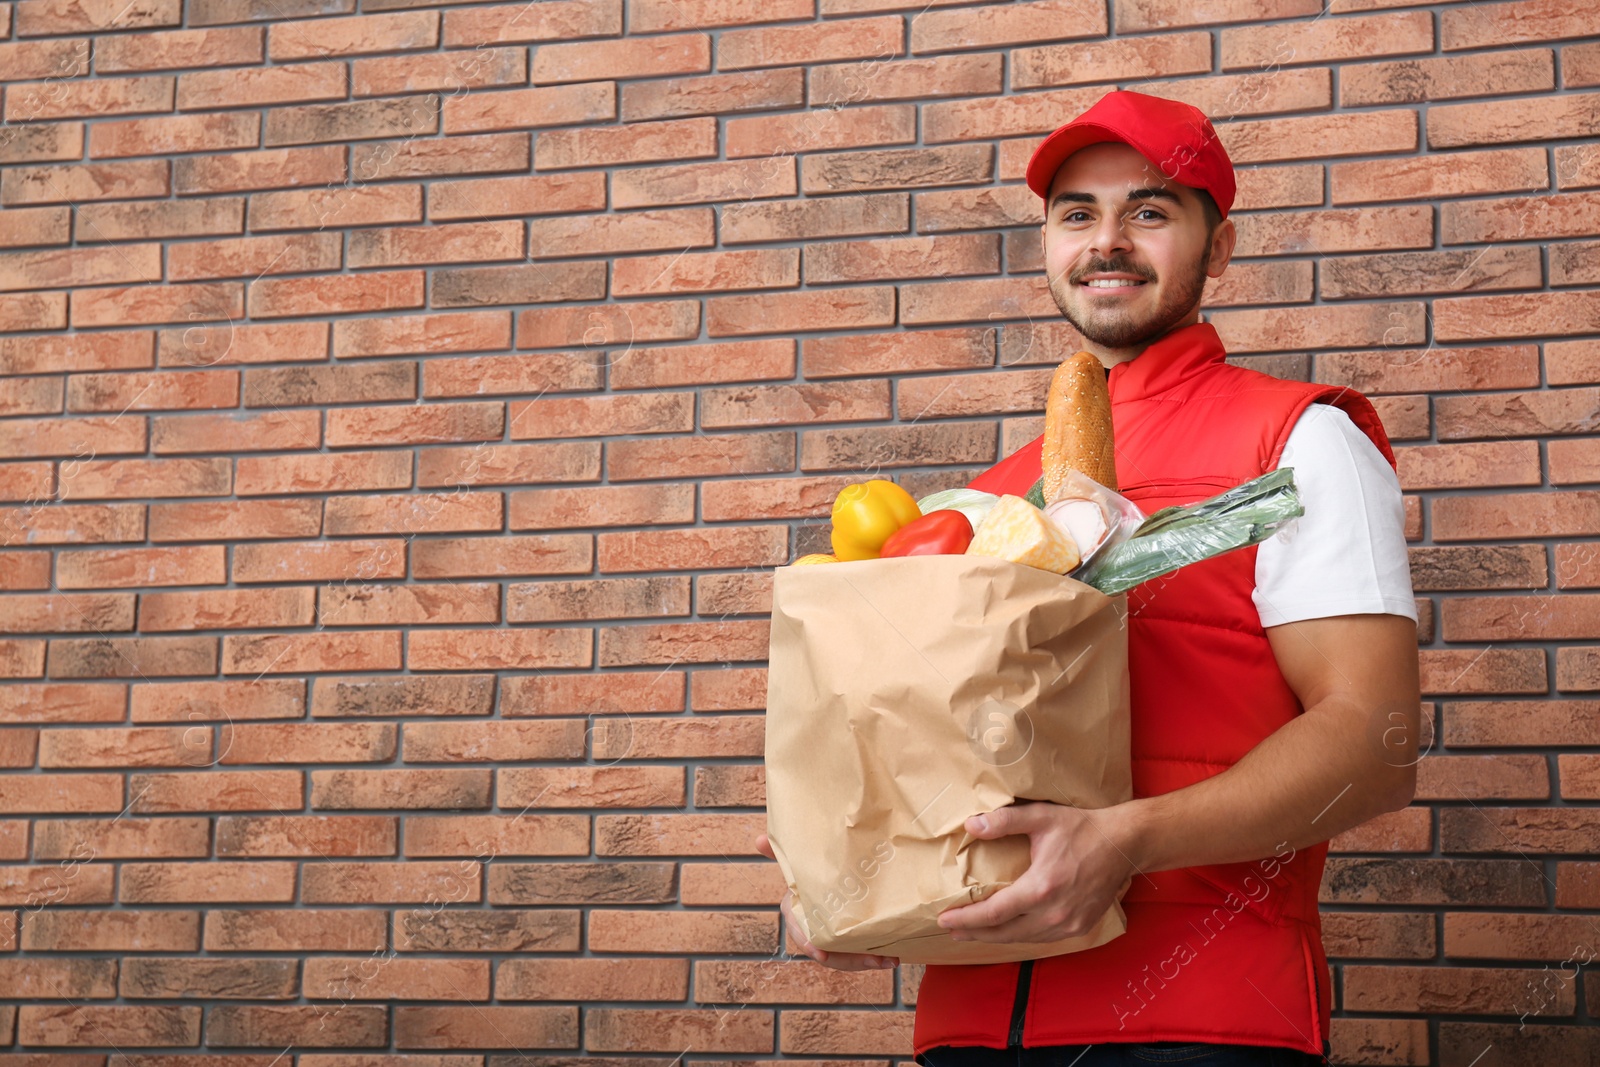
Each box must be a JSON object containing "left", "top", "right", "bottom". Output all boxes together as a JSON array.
[{"left": 1074, "top": 467, "right": 1304, "bottom": 596}]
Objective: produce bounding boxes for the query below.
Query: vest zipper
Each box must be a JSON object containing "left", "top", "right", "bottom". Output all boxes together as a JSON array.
[{"left": 1006, "top": 959, "right": 1034, "bottom": 1047}]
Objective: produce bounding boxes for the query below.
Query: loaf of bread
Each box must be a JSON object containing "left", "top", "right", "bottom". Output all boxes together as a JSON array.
[{"left": 1041, "top": 350, "right": 1117, "bottom": 501}]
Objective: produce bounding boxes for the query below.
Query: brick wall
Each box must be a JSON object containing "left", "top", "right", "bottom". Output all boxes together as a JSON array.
[{"left": 0, "top": 0, "right": 1597, "bottom": 1062}]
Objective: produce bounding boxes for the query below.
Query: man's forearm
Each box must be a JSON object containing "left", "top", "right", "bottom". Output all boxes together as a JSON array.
[{"left": 1111, "top": 694, "right": 1417, "bottom": 875}]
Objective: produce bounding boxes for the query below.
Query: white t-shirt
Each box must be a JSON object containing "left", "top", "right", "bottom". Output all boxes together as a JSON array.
[{"left": 1252, "top": 402, "right": 1417, "bottom": 628}]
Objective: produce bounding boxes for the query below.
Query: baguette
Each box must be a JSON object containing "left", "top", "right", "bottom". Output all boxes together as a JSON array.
[{"left": 1040, "top": 349, "right": 1117, "bottom": 501}]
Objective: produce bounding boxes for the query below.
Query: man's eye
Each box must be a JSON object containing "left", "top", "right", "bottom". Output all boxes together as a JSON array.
[{"left": 1133, "top": 208, "right": 1164, "bottom": 220}]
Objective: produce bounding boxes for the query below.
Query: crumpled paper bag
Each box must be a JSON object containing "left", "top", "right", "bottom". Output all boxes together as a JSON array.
[{"left": 764, "top": 553, "right": 1133, "bottom": 965}]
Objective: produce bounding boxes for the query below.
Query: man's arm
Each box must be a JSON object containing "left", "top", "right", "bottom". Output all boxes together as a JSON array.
[{"left": 1117, "top": 611, "right": 1422, "bottom": 875}]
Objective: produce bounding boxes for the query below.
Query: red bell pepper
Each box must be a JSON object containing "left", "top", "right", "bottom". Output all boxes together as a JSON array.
[{"left": 879, "top": 509, "right": 974, "bottom": 558}]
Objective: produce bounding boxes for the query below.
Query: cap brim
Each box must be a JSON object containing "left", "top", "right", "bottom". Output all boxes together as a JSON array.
[{"left": 1025, "top": 121, "right": 1134, "bottom": 200}]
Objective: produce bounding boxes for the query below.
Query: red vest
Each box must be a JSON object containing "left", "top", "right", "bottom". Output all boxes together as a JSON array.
[{"left": 913, "top": 322, "right": 1395, "bottom": 1061}]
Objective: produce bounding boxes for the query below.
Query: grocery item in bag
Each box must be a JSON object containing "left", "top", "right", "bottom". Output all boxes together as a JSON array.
[{"left": 764, "top": 553, "right": 1133, "bottom": 965}]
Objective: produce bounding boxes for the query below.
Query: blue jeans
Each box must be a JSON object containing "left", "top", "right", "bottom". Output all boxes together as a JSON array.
[{"left": 917, "top": 1042, "right": 1327, "bottom": 1067}]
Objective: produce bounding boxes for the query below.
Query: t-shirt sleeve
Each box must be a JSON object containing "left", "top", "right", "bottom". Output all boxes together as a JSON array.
[{"left": 1253, "top": 401, "right": 1417, "bottom": 628}]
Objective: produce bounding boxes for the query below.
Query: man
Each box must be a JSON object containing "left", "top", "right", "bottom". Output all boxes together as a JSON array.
[{"left": 756, "top": 90, "right": 1421, "bottom": 1066}]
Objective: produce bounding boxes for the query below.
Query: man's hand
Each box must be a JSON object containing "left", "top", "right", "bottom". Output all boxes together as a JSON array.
[
  {"left": 934, "top": 800, "right": 1137, "bottom": 944},
  {"left": 753, "top": 832, "right": 899, "bottom": 971}
]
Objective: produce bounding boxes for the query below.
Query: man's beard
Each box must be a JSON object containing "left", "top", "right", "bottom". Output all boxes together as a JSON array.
[{"left": 1047, "top": 252, "right": 1209, "bottom": 349}]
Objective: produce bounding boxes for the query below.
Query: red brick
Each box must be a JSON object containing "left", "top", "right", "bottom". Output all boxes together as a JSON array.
[
  {"left": 236, "top": 454, "right": 416, "bottom": 499},
  {"left": 219, "top": 724, "right": 396, "bottom": 765},
  {"left": 347, "top": 220, "right": 520, "bottom": 269},
  {"left": 1223, "top": 12, "right": 1432, "bottom": 70},
  {"left": 132, "top": 678, "right": 305, "bottom": 722},
  {"left": 317, "top": 581, "right": 498, "bottom": 628},
  {"left": 702, "top": 380, "right": 891, "bottom": 428},
  {"left": 597, "top": 813, "right": 764, "bottom": 857},
  {"left": 266, "top": 96, "right": 442, "bottom": 147},
  {"left": 508, "top": 395, "right": 691, "bottom": 441},
  {"left": 1220, "top": 110, "right": 1418, "bottom": 164},
  {"left": 1016, "top": 32, "right": 1211, "bottom": 89},
  {"left": 0, "top": 862, "right": 114, "bottom": 905},
  {"left": 422, "top": 355, "right": 599, "bottom": 400},
  {"left": 622, "top": 67, "right": 804, "bottom": 122},
  {"left": 204, "top": 908, "right": 385, "bottom": 953},
  {"left": 3, "top": 159, "right": 168, "bottom": 206},
  {"left": 309, "top": 675, "right": 492, "bottom": 722},
  {"left": 507, "top": 576, "right": 690, "bottom": 623},
  {"left": 432, "top": 261, "right": 607, "bottom": 309},
  {"left": 308, "top": 767, "right": 492, "bottom": 811},
  {"left": 129, "top": 770, "right": 303, "bottom": 813},
  {"left": 34, "top": 815, "right": 209, "bottom": 859},
  {"left": 725, "top": 105, "right": 914, "bottom": 159},
  {"left": 597, "top": 621, "right": 771, "bottom": 667},
  {"left": 1557, "top": 543, "right": 1600, "bottom": 588},
  {"left": 536, "top": 116, "right": 715, "bottom": 170},
  {"left": 1117, "top": 0, "right": 1319, "bottom": 32},
  {"left": 613, "top": 247, "right": 798, "bottom": 297},
  {"left": 1436, "top": 291, "right": 1600, "bottom": 342},
  {"left": 407, "top": 627, "right": 591, "bottom": 672},
  {"left": 305, "top": 958, "right": 488, "bottom": 1001},
  {"left": 1428, "top": 93, "right": 1600, "bottom": 149},
  {"left": 1340, "top": 49, "right": 1555, "bottom": 106},
  {"left": 410, "top": 534, "right": 591, "bottom": 578},
  {"left": 631, "top": 0, "right": 810, "bottom": 32},
  {"left": 922, "top": 87, "right": 1101, "bottom": 144},
  {"left": 0, "top": 591, "right": 136, "bottom": 633},
  {"left": 1442, "top": 190, "right": 1600, "bottom": 244},
  {"left": 715, "top": 287, "right": 897, "bottom": 336},
  {"left": 508, "top": 484, "right": 695, "bottom": 531},
  {"left": 203, "top": 1003, "right": 385, "bottom": 1047},
  {"left": 233, "top": 539, "right": 406, "bottom": 584},
  {"left": 332, "top": 312, "right": 508, "bottom": 362},
  {"left": 439, "top": 0, "right": 619, "bottom": 46},
  {"left": 533, "top": 33, "right": 707, "bottom": 85},
  {"left": 6, "top": 73, "right": 174, "bottom": 122},
  {"left": 719, "top": 16, "right": 900, "bottom": 71},
  {"left": 780, "top": 1010, "right": 914, "bottom": 1055},
  {"left": 21, "top": 909, "right": 200, "bottom": 951},
  {"left": 49, "top": 635, "right": 217, "bottom": 679},
  {"left": 248, "top": 269, "right": 423, "bottom": 319},
  {"left": 268, "top": 10, "right": 437, "bottom": 60},
  {"left": 910, "top": 0, "right": 1104, "bottom": 53},
  {"left": 498, "top": 766, "right": 686, "bottom": 809},
  {"left": 212, "top": 814, "right": 395, "bottom": 860},
  {"left": 598, "top": 527, "right": 787, "bottom": 573},
  {"left": 0, "top": 377, "right": 63, "bottom": 419},
  {"left": 608, "top": 431, "right": 795, "bottom": 482},
  {"left": 614, "top": 159, "right": 796, "bottom": 212},
  {"left": 428, "top": 171, "right": 605, "bottom": 221},
  {"left": 1442, "top": 1, "right": 1600, "bottom": 50},
  {"left": 0, "top": 503, "right": 144, "bottom": 545},
  {"left": 301, "top": 859, "right": 483, "bottom": 905},
  {"left": 54, "top": 544, "right": 224, "bottom": 589},
  {"left": 1212, "top": 302, "right": 1426, "bottom": 353},
  {"left": 699, "top": 475, "right": 855, "bottom": 522},
  {"left": 222, "top": 631, "right": 401, "bottom": 674},
  {"left": 157, "top": 320, "right": 328, "bottom": 368},
  {"left": 587, "top": 913, "right": 776, "bottom": 956},
  {"left": 322, "top": 490, "right": 502, "bottom": 536},
  {"left": 611, "top": 339, "right": 794, "bottom": 390},
  {"left": 681, "top": 862, "right": 785, "bottom": 906},
  {"left": 175, "top": 62, "right": 347, "bottom": 110},
  {"left": 120, "top": 861, "right": 296, "bottom": 904},
  {"left": 1331, "top": 147, "right": 1549, "bottom": 205},
  {"left": 402, "top": 813, "right": 588, "bottom": 859},
  {"left": 1434, "top": 491, "right": 1600, "bottom": 541},
  {"left": 1318, "top": 346, "right": 1539, "bottom": 402},
  {"left": 18, "top": 1005, "right": 200, "bottom": 1047},
  {"left": 38, "top": 725, "right": 208, "bottom": 767},
  {"left": 353, "top": 51, "right": 528, "bottom": 98},
  {"left": 500, "top": 671, "right": 684, "bottom": 718},
  {"left": 516, "top": 302, "right": 695, "bottom": 353},
  {"left": 500, "top": 958, "right": 688, "bottom": 1001},
  {"left": 1234, "top": 205, "right": 1433, "bottom": 256},
  {"left": 0, "top": 549, "right": 51, "bottom": 589},
  {"left": 812, "top": 53, "right": 1001, "bottom": 107},
  {"left": 722, "top": 191, "right": 907, "bottom": 242},
  {"left": 1548, "top": 339, "right": 1600, "bottom": 385},
  {"left": 1344, "top": 964, "right": 1563, "bottom": 1015},
  {"left": 94, "top": 24, "right": 257, "bottom": 72},
  {"left": 605, "top": 1006, "right": 779, "bottom": 1053},
  {"left": 1395, "top": 441, "right": 1541, "bottom": 491},
  {"left": 400, "top": 720, "right": 585, "bottom": 763},
  {"left": 1558, "top": 647, "right": 1600, "bottom": 691},
  {"left": 153, "top": 411, "right": 321, "bottom": 455},
  {"left": 394, "top": 1005, "right": 576, "bottom": 1049},
  {"left": 1418, "top": 648, "right": 1547, "bottom": 694},
  {"left": 1444, "top": 911, "right": 1600, "bottom": 960}
]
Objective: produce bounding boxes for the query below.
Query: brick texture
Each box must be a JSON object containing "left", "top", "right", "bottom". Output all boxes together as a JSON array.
[{"left": 0, "top": 2, "right": 1595, "bottom": 1064}]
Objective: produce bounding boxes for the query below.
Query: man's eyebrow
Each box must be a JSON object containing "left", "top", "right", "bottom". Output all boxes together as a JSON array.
[{"left": 1047, "top": 187, "right": 1184, "bottom": 213}]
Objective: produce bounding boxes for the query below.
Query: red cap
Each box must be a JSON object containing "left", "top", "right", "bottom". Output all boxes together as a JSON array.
[{"left": 1025, "top": 89, "right": 1236, "bottom": 219}]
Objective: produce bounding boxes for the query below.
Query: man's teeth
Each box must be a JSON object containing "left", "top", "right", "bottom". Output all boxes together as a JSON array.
[{"left": 1084, "top": 278, "right": 1145, "bottom": 287}]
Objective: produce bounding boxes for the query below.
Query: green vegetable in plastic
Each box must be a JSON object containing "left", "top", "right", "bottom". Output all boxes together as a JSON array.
[{"left": 1076, "top": 468, "right": 1304, "bottom": 596}]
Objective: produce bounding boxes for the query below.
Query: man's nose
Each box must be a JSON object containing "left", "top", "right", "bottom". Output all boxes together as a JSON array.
[{"left": 1087, "top": 211, "right": 1133, "bottom": 259}]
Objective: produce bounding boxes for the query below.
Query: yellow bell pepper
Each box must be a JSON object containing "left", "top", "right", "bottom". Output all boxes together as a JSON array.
[
  {"left": 791, "top": 553, "right": 837, "bottom": 566},
  {"left": 830, "top": 479, "right": 921, "bottom": 561}
]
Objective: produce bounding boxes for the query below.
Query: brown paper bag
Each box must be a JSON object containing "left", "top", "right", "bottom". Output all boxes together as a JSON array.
[{"left": 764, "top": 553, "right": 1132, "bottom": 965}]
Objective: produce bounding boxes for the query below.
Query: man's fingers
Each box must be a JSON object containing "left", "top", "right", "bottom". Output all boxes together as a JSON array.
[{"left": 754, "top": 833, "right": 774, "bottom": 860}]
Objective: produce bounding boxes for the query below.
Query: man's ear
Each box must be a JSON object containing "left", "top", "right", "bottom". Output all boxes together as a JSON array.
[{"left": 1206, "top": 217, "right": 1237, "bottom": 279}]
